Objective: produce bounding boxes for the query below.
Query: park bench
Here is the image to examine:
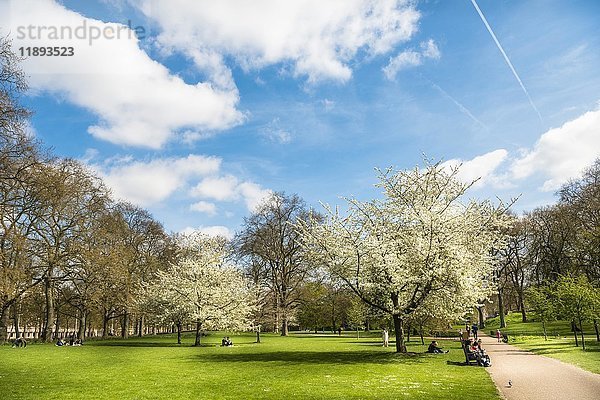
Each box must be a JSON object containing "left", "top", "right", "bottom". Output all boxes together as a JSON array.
[{"left": 461, "top": 340, "right": 478, "bottom": 365}]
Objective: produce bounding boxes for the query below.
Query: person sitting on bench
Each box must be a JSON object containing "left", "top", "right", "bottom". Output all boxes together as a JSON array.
[
  {"left": 427, "top": 340, "right": 448, "bottom": 353},
  {"left": 469, "top": 340, "right": 491, "bottom": 366},
  {"left": 464, "top": 339, "right": 479, "bottom": 363}
]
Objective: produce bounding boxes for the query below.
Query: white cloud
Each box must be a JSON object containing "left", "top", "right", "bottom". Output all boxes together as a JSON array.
[
  {"left": 383, "top": 39, "right": 440, "bottom": 80},
  {"left": 190, "top": 175, "right": 239, "bottom": 201},
  {"left": 262, "top": 118, "right": 292, "bottom": 144},
  {"left": 191, "top": 175, "right": 272, "bottom": 212},
  {"left": 238, "top": 182, "right": 272, "bottom": 211},
  {"left": 92, "top": 153, "right": 271, "bottom": 212},
  {"left": 0, "top": 0, "right": 243, "bottom": 148},
  {"left": 442, "top": 149, "right": 508, "bottom": 188},
  {"left": 189, "top": 201, "right": 217, "bottom": 216},
  {"left": 134, "top": 0, "right": 421, "bottom": 83},
  {"left": 93, "top": 155, "right": 221, "bottom": 206},
  {"left": 511, "top": 108, "right": 600, "bottom": 191},
  {"left": 443, "top": 108, "right": 600, "bottom": 193},
  {"left": 180, "top": 225, "right": 233, "bottom": 240}
]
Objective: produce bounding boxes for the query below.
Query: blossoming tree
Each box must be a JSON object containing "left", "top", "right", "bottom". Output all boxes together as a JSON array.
[
  {"left": 150, "top": 235, "right": 253, "bottom": 346},
  {"left": 298, "top": 162, "right": 511, "bottom": 352}
]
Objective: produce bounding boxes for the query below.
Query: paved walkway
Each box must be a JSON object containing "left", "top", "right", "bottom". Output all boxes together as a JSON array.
[{"left": 477, "top": 333, "right": 600, "bottom": 400}]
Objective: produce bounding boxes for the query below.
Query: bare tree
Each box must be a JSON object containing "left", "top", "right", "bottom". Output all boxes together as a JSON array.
[{"left": 235, "top": 193, "right": 314, "bottom": 336}]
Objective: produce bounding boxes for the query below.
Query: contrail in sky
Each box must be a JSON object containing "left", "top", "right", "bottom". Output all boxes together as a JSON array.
[
  {"left": 425, "top": 77, "right": 489, "bottom": 131},
  {"left": 470, "top": 0, "right": 543, "bottom": 124}
]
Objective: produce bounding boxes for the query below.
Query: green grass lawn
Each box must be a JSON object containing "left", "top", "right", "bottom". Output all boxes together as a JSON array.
[
  {"left": 485, "top": 313, "right": 600, "bottom": 374},
  {"left": 0, "top": 331, "right": 500, "bottom": 399}
]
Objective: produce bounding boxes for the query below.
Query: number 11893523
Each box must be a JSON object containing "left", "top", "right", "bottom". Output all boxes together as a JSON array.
[{"left": 19, "top": 47, "right": 75, "bottom": 57}]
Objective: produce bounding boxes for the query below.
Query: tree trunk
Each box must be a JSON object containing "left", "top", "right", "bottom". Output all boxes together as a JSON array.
[
  {"left": 419, "top": 324, "right": 424, "bottom": 345},
  {"left": 0, "top": 307, "right": 9, "bottom": 344},
  {"left": 392, "top": 314, "right": 407, "bottom": 353},
  {"left": 54, "top": 312, "right": 61, "bottom": 340},
  {"left": 176, "top": 321, "right": 182, "bottom": 345},
  {"left": 281, "top": 316, "right": 289, "bottom": 336},
  {"left": 12, "top": 301, "right": 20, "bottom": 339},
  {"left": 572, "top": 320, "right": 579, "bottom": 347},
  {"left": 498, "top": 290, "right": 506, "bottom": 328},
  {"left": 78, "top": 310, "right": 86, "bottom": 340},
  {"left": 194, "top": 321, "right": 202, "bottom": 346},
  {"left": 406, "top": 323, "right": 411, "bottom": 342},
  {"left": 518, "top": 296, "right": 527, "bottom": 323},
  {"left": 42, "top": 276, "right": 55, "bottom": 342},
  {"left": 121, "top": 310, "right": 129, "bottom": 339},
  {"left": 256, "top": 326, "right": 261, "bottom": 343},
  {"left": 593, "top": 319, "right": 599, "bottom": 342},
  {"left": 138, "top": 316, "right": 144, "bottom": 338},
  {"left": 578, "top": 317, "right": 585, "bottom": 351},
  {"left": 274, "top": 296, "right": 280, "bottom": 334},
  {"left": 102, "top": 310, "right": 109, "bottom": 338},
  {"left": 477, "top": 306, "right": 485, "bottom": 328}
]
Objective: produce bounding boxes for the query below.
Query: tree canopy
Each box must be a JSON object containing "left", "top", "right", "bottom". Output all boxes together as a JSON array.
[{"left": 298, "top": 163, "right": 511, "bottom": 352}]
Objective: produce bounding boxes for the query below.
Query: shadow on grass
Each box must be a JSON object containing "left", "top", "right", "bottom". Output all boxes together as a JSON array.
[
  {"left": 528, "top": 345, "right": 600, "bottom": 355},
  {"left": 89, "top": 341, "right": 208, "bottom": 348},
  {"left": 446, "top": 360, "right": 479, "bottom": 367},
  {"left": 190, "top": 350, "right": 428, "bottom": 365}
]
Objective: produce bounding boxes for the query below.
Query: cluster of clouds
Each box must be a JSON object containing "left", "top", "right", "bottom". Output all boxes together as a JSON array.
[
  {"left": 136, "top": 0, "right": 422, "bottom": 85},
  {"left": 0, "top": 0, "right": 437, "bottom": 236},
  {"left": 443, "top": 108, "right": 600, "bottom": 192},
  {"left": 0, "top": 0, "right": 244, "bottom": 149},
  {"left": 1, "top": 0, "right": 431, "bottom": 149},
  {"left": 383, "top": 39, "right": 441, "bottom": 80},
  {"left": 3, "top": 0, "right": 598, "bottom": 234},
  {"left": 90, "top": 154, "right": 271, "bottom": 232}
]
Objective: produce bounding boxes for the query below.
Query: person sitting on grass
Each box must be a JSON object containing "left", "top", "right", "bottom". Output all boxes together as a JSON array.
[
  {"left": 12, "top": 336, "right": 27, "bottom": 348},
  {"left": 427, "top": 340, "right": 449, "bottom": 354},
  {"left": 56, "top": 338, "right": 65, "bottom": 346}
]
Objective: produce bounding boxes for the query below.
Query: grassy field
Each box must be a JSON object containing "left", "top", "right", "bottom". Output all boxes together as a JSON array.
[
  {"left": 0, "top": 331, "right": 500, "bottom": 400},
  {"left": 485, "top": 313, "right": 600, "bottom": 374}
]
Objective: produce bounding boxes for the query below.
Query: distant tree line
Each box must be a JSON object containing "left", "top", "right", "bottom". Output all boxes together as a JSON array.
[{"left": 494, "top": 159, "right": 600, "bottom": 348}]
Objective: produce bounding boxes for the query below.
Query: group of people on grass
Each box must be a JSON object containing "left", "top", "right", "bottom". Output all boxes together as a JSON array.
[
  {"left": 221, "top": 336, "right": 234, "bottom": 347},
  {"left": 381, "top": 328, "right": 450, "bottom": 355},
  {"left": 56, "top": 336, "right": 83, "bottom": 346}
]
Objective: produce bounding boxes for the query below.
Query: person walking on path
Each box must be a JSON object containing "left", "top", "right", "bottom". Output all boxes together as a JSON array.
[
  {"left": 478, "top": 333, "right": 600, "bottom": 400},
  {"left": 496, "top": 329, "right": 501, "bottom": 343},
  {"left": 471, "top": 323, "right": 479, "bottom": 339}
]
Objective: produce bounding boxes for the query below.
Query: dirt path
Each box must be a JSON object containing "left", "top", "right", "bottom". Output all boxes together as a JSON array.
[{"left": 477, "top": 333, "right": 600, "bottom": 400}]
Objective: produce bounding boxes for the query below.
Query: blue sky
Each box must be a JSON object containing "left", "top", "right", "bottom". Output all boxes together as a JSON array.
[{"left": 1, "top": 0, "right": 599, "bottom": 237}]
